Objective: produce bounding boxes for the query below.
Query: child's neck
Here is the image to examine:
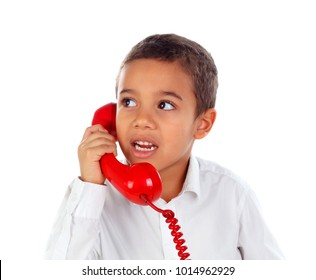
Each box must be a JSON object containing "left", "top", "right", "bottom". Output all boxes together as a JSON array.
[{"left": 160, "top": 158, "right": 190, "bottom": 203}]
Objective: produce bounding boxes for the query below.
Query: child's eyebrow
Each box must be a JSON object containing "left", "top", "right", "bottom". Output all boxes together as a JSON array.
[
  {"left": 119, "top": 88, "right": 134, "bottom": 95},
  {"left": 119, "top": 88, "right": 183, "bottom": 101},
  {"left": 161, "top": 91, "right": 183, "bottom": 101}
]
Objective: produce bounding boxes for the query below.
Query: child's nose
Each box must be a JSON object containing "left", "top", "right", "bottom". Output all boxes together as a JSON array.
[{"left": 132, "top": 107, "right": 156, "bottom": 129}]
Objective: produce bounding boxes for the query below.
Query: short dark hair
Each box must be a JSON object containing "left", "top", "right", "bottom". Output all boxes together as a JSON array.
[{"left": 116, "top": 34, "right": 218, "bottom": 116}]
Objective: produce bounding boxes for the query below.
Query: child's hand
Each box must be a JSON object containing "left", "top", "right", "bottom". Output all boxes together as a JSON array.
[{"left": 78, "top": 124, "right": 117, "bottom": 184}]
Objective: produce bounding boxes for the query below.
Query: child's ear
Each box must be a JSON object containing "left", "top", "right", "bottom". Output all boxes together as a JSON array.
[{"left": 194, "top": 108, "right": 217, "bottom": 139}]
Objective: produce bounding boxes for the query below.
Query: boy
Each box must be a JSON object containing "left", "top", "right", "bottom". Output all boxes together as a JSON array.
[{"left": 45, "top": 34, "right": 284, "bottom": 259}]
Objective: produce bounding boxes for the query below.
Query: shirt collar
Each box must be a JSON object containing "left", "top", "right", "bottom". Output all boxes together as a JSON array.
[{"left": 180, "top": 155, "right": 201, "bottom": 198}]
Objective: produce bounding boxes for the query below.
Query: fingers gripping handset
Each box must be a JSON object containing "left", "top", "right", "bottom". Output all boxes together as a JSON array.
[
  {"left": 91, "top": 103, "right": 162, "bottom": 205},
  {"left": 92, "top": 103, "right": 190, "bottom": 260}
]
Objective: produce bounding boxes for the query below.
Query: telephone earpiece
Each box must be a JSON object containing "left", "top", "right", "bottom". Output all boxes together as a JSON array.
[
  {"left": 91, "top": 103, "right": 162, "bottom": 205},
  {"left": 91, "top": 103, "right": 190, "bottom": 259},
  {"left": 92, "top": 102, "right": 117, "bottom": 140}
]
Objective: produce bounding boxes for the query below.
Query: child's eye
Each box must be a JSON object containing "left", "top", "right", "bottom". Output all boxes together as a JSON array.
[
  {"left": 158, "top": 101, "right": 175, "bottom": 111},
  {"left": 122, "top": 98, "right": 136, "bottom": 107}
]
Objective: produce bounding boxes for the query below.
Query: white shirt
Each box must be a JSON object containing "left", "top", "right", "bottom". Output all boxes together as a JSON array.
[{"left": 45, "top": 156, "right": 284, "bottom": 260}]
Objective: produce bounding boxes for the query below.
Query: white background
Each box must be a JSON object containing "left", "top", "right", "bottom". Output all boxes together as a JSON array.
[{"left": 1, "top": 0, "right": 315, "bottom": 266}]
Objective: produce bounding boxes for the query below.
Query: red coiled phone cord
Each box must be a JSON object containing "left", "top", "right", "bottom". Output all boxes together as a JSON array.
[{"left": 140, "top": 195, "right": 190, "bottom": 260}]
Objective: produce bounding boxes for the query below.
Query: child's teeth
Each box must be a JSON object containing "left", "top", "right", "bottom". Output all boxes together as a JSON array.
[
  {"left": 134, "top": 141, "right": 157, "bottom": 151},
  {"left": 135, "top": 145, "right": 156, "bottom": 151},
  {"left": 137, "top": 141, "right": 152, "bottom": 145}
]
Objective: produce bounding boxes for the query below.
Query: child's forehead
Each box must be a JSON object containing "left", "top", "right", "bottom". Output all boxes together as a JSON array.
[
  {"left": 123, "top": 58, "right": 183, "bottom": 72},
  {"left": 119, "top": 58, "right": 193, "bottom": 88},
  {"left": 116, "top": 59, "right": 198, "bottom": 105}
]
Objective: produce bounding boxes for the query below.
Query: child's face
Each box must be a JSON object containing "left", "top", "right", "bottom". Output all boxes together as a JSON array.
[{"left": 116, "top": 59, "right": 203, "bottom": 174}]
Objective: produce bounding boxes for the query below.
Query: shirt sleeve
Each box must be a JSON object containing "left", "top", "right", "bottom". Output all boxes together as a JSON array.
[
  {"left": 237, "top": 188, "right": 285, "bottom": 260},
  {"left": 44, "top": 177, "right": 107, "bottom": 259}
]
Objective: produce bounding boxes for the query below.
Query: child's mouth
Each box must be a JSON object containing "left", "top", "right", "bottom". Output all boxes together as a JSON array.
[{"left": 133, "top": 141, "right": 158, "bottom": 152}]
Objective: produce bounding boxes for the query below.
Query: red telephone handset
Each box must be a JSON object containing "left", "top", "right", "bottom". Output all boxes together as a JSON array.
[
  {"left": 92, "top": 103, "right": 162, "bottom": 205},
  {"left": 92, "top": 103, "right": 190, "bottom": 260}
]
